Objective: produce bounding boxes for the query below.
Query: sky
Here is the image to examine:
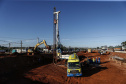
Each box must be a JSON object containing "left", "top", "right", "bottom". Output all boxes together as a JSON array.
[{"left": 0, "top": 0, "right": 126, "bottom": 48}]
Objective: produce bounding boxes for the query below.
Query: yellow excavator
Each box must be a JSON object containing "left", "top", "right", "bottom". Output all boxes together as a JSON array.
[
  {"left": 34, "top": 40, "right": 50, "bottom": 51},
  {"left": 27, "top": 40, "right": 50, "bottom": 56}
]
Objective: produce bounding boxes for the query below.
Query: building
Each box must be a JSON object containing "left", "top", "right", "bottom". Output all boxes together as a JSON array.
[{"left": 12, "top": 49, "right": 27, "bottom": 53}]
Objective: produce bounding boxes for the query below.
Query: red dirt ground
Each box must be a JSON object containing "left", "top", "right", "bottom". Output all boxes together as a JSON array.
[{"left": 1, "top": 52, "right": 126, "bottom": 84}]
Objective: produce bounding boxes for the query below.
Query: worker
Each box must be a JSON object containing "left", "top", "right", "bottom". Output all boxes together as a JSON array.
[
  {"left": 89, "top": 57, "right": 93, "bottom": 64},
  {"left": 98, "top": 57, "right": 101, "bottom": 63},
  {"left": 93, "top": 58, "right": 95, "bottom": 64},
  {"left": 96, "top": 57, "right": 97, "bottom": 63},
  {"left": 87, "top": 57, "right": 89, "bottom": 64}
]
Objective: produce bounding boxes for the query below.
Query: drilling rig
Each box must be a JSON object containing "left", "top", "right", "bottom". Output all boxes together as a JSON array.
[
  {"left": 53, "top": 7, "right": 69, "bottom": 63},
  {"left": 53, "top": 7, "right": 61, "bottom": 63}
]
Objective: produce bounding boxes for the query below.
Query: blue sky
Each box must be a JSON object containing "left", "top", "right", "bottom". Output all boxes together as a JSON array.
[{"left": 0, "top": 1, "right": 126, "bottom": 47}]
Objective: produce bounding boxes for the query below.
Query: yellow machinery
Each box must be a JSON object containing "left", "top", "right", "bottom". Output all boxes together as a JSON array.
[
  {"left": 88, "top": 49, "right": 92, "bottom": 53},
  {"left": 27, "top": 49, "right": 34, "bottom": 56},
  {"left": 27, "top": 40, "right": 50, "bottom": 56},
  {"left": 34, "top": 40, "right": 49, "bottom": 51},
  {"left": 67, "top": 53, "right": 82, "bottom": 76}
]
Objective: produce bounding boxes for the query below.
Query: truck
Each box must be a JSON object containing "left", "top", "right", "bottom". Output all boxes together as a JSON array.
[
  {"left": 67, "top": 53, "right": 82, "bottom": 77},
  {"left": 100, "top": 46, "right": 107, "bottom": 55},
  {"left": 100, "top": 49, "right": 107, "bottom": 55},
  {"left": 88, "top": 48, "right": 92, "bottom": 53}
]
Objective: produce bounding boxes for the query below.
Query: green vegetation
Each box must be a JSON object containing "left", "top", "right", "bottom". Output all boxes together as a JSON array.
[
  {"left": 0, "top": 45, "right": 8, "bottom": 50},
  {"left": 121, "top": 41, "right": 126, "bottom": 46}
]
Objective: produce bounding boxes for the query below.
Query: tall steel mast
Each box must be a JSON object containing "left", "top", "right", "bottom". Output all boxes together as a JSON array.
[
  {"left": 53, "top": 7, "right": 61, "bottom": 62},
  {"left": 54, "top": 9, "right": 60, "bottom": 49}
]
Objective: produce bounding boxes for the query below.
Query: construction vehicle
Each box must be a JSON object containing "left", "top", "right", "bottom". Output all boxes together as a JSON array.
[
  {"left": 53, "top": 7, "right": 69, "bottom": 61},
  {"left": 56, "top": 48, "right": 62, "bottom": 58},
  {"left": 100, "top": 49, "right": 107, "bottom": 55},
  {"left": 34, "top": 40, "right": 50, "bottom": 51},
  {"left": 27, "top": 40, "right": 50, "bottom": 56},
  {"left": 67, "top": 53, "right": 82, "bottom": 77},
  {"left": 100, "top": 46, "right": 107, "bottom": 55},
  {"left": 27, "top": 48, "right": 34, "bottom": 56},
  {"left": 88, "top": 49, "right": 92, "bottom": 53}
]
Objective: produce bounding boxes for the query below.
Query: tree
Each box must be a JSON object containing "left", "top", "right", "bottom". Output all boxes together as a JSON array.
[
  {"left": 59, "top": 44, "right": 67, "bottom": 51},
  {"left": 109, "top": 46, "right": 113, "bottom": 48},
  {"left": 121, "top": 41, "right": 126, "bottom": 46},
  {"left": 97, "top": 47, "right": 99, "bottom": 49}
]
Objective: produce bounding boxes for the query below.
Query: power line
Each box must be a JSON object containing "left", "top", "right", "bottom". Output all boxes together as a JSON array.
[
  {"left": 0, "top": 44, "right": 9, "bottom": 46},
  {"left": 62, "top": 35, "right": 126, "bottom": 40},
  {"left": 0, "top": 36, "right": 37, "bottom": 40},
  {"left": 0, "top": 40, "right": 11, "bottom": 42},
  {"left": 84, "top": 35, "right": 126, "bottom": 38},
  {"left": 0, "top": 37, "right": 25, "bottom": 39}
]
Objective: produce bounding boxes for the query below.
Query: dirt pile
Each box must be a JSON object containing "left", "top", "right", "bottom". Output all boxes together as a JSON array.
[
  {"left": 92, "top": 50, "right": 99, "bottom": 53},
  {"left": 109, "top": 52, "right": 126, "bottom": 59},
  {"left": 25, "top": 64, "right": 67, "bottom": 84},
  {"left": 77, "top": 52, "right": 101, "bottom": 57}
]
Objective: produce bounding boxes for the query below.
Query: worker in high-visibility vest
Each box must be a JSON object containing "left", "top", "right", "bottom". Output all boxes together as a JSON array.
[{"left": 93, "top": 58, "right": 95, "bottom": 64}]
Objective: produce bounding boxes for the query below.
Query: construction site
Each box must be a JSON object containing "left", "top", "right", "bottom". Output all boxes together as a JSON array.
[
  {"left": 1, "top": 50, "right": 126, "bottom": 84},
  {"left": 1, "top": 6, "right": 126, "bottom": 84}
]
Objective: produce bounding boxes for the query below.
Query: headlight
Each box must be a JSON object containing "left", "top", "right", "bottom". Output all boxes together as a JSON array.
[
  {"left": 80, "top": 72, "right": 82, "bottom": 74},
  {"left": 67, "top": 73, "right": 70, "bottom": 75}
]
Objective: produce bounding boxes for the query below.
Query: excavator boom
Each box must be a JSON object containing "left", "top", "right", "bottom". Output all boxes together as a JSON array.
[{"left": 34, "top": 40, "right": 49, "bottom": 51}]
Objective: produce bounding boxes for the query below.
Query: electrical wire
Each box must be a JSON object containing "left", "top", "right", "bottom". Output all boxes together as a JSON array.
[{"left": 0, "top": 40, "right": 10, "bottom": 42}]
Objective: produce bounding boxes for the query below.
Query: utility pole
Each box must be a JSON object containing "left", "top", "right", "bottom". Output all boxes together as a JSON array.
[
  {"left": 21, "top": 40, "right": 22, "bottom": 53},
  {"left": 37, "top": 37, "right": 39, "bottom": 43},
  {"left": 9, "top": 43, "right": 10, "bottom": 54}
]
